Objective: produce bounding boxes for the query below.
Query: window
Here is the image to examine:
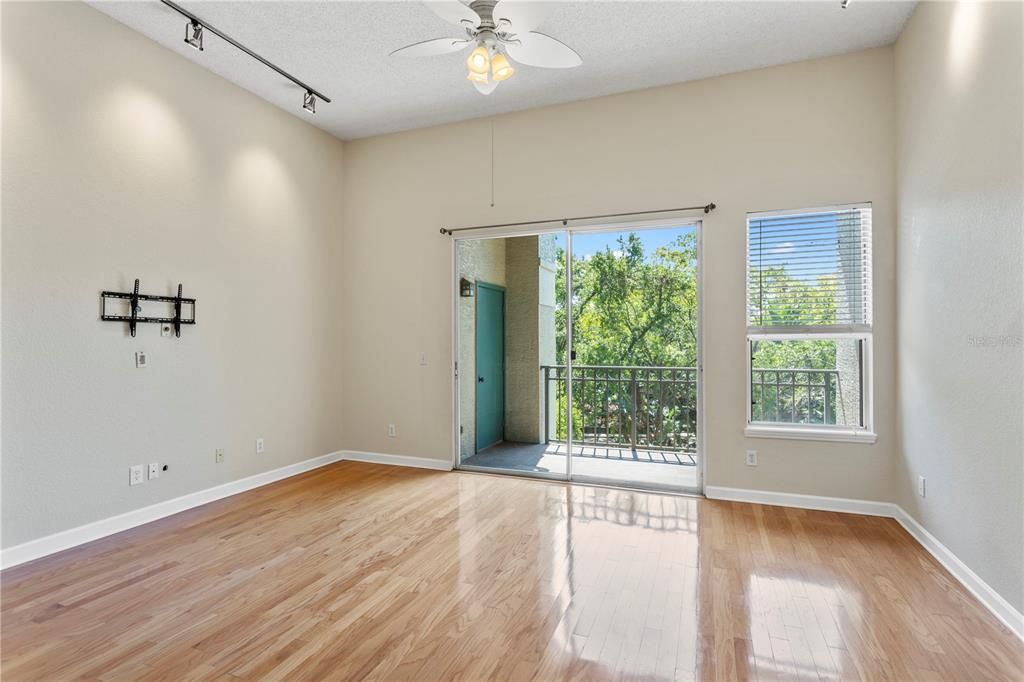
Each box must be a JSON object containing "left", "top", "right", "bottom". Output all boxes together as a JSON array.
[{"left": 745, "top": 204, "right": 875, "bottom": 442}]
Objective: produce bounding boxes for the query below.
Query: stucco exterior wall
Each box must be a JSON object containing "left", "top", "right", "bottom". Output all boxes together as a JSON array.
[{"left": 457, "top": 238, "right": 506, "bottom": 458}]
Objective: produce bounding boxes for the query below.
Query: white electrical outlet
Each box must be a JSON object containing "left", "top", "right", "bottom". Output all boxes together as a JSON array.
[
  {"left": 419, "top": 353, "right": 428, "bottom": 366},
  {"left": 148, "top": 462, "right": 160, "bottom": 479},
  {"left": 918, "top": 475, "right": 926, "bottom": 498},
  {"left": 129, "top": 464, "right": 144, "bottom": 486},
  {"left": 387, "top": 424, "right": 396, "bottom": 438},
  {"left": 255, "top": 438, "right": 265, "bottom": 454},
  {"left": 135, "top": 351, "right": 148, "bottom": 368},
  {"left": 215, "top": 448, "right": 225, "bottom": 464},
  {"left": 746, "top": 449, "right": 758, "bottom": 466}
]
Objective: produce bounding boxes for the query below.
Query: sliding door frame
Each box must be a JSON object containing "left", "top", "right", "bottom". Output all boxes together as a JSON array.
[
  {"left": 450, "top": 216, "right": 704, "bottom": 495},
  {"left": 563, "top": 219, "right": 704, "bottom": 495}
]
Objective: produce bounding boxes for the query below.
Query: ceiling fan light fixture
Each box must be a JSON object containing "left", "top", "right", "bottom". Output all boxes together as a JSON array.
[
  {"left": 390, "top": 1, "right": 581, "bottom": 95},
  {"left": 472, "top": 78, "right": 499, "bottom": 95},
  {"left": 491, "top": 53, "right": 514, "bottom": 81},
  {"left": 466, "top": 45, "right": 490, "bottom": 74}
]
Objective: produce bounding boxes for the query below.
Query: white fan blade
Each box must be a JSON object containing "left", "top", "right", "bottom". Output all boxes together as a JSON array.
[
  {"left": 506, "top": 31, "right": 581, "bottom": 68},
  {"left": 473, "top": 79, "right": 499, "bottom": 95},
  {"left": 390, "top": 37, "right": 471, "bottom": 57},
  {"left": 492, "top": 0, "right": 548, "bottom": 34},
  {"left": 424, "top": 1, "right": 480, "bottom": 27}
]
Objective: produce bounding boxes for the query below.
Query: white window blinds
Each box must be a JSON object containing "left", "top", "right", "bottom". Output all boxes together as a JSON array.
[{"left": 747, "top": 204, "right": 872, "bottom": 333}]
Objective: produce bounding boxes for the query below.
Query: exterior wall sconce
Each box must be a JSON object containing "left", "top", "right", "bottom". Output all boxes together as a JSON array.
[{"left": 460, "top": 277, "right": 475, "bottom": 297}]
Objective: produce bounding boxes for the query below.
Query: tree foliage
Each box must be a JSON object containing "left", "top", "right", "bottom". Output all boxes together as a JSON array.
[
  {"left": 748, "top": 267, "right": 837, "bottom": 369},
  {"left": 553, "top": 233, "right": 838, "bottom": 371},
  {"left": 556, "top": 232, "right": 698, "bottom": 367}
]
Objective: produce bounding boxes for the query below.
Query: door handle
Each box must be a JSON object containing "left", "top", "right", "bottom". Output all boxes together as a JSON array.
[{"left": 478, "top": 376, "right": 485, "bottom": 383}]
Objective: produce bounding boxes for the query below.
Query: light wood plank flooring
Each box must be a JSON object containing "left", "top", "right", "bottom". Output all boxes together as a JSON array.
[{"left": 2, "top": 462, "right": 1021, "bottom": 680}]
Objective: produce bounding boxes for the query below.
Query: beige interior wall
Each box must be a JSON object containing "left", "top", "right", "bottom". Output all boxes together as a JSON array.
[
  {"left": 894, "top": 1, "right": 1024, "bottom": 612},
  {"left": 1, "top": 2, "right": 345, "bottom": 548},
  {"left": 340, "top": 47, "right": 899, "bottom": 500}
]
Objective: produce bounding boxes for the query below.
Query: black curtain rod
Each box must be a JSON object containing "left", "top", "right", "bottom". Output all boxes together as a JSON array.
[
  {"left": 440, "top": 203, "right": 716, "bottom": 235},
  {"left": 160, "top": 0, "right": 331, "bottom": 103}
]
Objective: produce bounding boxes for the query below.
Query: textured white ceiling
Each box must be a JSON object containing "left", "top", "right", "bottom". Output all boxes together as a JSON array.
[{"left": 88, "top": 1, "right": 915, "bottom": 140}]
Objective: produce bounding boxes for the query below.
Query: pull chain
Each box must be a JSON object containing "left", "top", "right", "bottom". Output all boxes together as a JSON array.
[{"left": 489, "top": 118, "right": 495, "bottom": 208}]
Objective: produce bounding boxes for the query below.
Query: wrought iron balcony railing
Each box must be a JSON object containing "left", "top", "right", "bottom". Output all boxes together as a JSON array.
[
  {"left": 542, "top": 365, "right": 698, "bottom": 454},
  {"left": 750, "top": 367, "right": 842, "bottom": 425},
  {"left": 542, "top": 365, "right": 843, "bottom": 454}
]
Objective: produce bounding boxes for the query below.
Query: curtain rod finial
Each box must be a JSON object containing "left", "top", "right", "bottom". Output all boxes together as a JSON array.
[{"left": 704, "top": 203, "right": 717, "bottom": 214}]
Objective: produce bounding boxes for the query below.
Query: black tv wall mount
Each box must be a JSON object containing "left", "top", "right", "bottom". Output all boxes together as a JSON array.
[{"left": 100, "top": 279, "right": 196, "bottom": 338}]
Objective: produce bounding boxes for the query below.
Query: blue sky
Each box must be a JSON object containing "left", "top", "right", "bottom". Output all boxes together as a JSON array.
[
  {"left": 565, "top": 225, "right": 695, "bottom": 259},
  {"left": 749, "top": 212, "right": 844, "bottom": 282}
]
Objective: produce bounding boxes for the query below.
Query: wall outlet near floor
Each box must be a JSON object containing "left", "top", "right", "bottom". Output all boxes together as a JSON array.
[
  {"left": 148, "top": 462, "right": 160, "bottom": 480},
  {"left": 387, "top": 424, "right": 396, "bottom": 438},
  {"left": 129, "top": 464, "right": 145, "bottom": 486},
  {"left": 135, "top": 351, "right": 147, "bottom": 368},
  {"left": 215, "top": 448, "right": 225, "bottom": 464},
  {"left": 746, "top": 449, "right": 758, "bottom": 466},
  {"left": 255, "top": 438, "right": 265, "bottom": 454},
  {"left": 918, "top": 475, "right": 926, "bottom": 498}
]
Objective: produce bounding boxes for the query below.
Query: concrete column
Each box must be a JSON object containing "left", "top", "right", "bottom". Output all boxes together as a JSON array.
[
  {"left": 538, "top": 235, "right": 558, "bottom": 442},
  {"left": 504, "top": 236, "right": 544, "bottom": 443}
]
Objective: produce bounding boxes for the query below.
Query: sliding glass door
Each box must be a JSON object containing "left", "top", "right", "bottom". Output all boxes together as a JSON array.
[
  {"left": 567, "top": 225, "right": 700, "bottom": 492},
  {"left": 455, "top": 221, "right": 701, "bottom": 495}
]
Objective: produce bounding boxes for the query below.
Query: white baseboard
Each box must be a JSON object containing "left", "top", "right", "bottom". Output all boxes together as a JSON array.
[
  {"left": 0, "top": 451, "right": 344, "bottom": 570},
  {"left": 892, "top": 506, "right": 1024, "bottom": 640},
  {"left": 704, "top": 485, "right": 896, "bottom": 517},
  {"left": 340, "top": 450, "right": 453, "bottom": 471},
  {"left": 705, "top": 485, "right": 1023, "bottom": 642}
]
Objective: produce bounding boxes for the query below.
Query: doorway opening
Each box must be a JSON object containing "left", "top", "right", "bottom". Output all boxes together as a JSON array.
[{"left": 454, "top": 220, "right": 702, "bottom": 494}]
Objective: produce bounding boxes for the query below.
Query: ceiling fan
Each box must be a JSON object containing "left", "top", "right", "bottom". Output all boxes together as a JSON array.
[{"left": 390, "top": 0, "right": 582, "bottom": 95}]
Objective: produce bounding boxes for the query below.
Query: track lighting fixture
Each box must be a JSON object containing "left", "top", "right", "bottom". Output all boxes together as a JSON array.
[
  {"left": 184, "top": 20, "right": 203, "bottom": 51},
  {"left": 160, "top": 0, "right": 331, "bottom": 115},
  {"left": 841, "top": 0, "right": 850, "bottom": 8}
]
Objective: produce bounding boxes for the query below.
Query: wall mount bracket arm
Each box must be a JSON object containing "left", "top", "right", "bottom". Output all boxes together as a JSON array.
[{"left": 100, "top": 279, "right": 196, "bottom": 338}]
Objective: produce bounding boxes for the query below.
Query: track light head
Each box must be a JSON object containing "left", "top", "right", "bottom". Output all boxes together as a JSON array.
[
  {"left": 162, "top": 1, "right": 330, "bottom": 111},
  {"left": 185, "top": 20, "right": 203, "bottom": 50},
  {"left": 841, "top": 0, "right": 850, "bottom": 8}
]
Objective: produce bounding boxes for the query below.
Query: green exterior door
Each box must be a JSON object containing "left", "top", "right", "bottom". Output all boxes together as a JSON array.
[{"left": 475, "top": 283, "right": 505, "bottom": 451}]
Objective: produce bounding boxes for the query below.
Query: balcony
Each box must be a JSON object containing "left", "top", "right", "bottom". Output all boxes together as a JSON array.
[
  {"left": 462, "top": 364, "right": 842, "bottom": 489},
  {"left": 463, "top": 365, "right": 699, "bottom": 489}
]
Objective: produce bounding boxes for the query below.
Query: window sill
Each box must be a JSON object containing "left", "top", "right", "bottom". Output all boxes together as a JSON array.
[{"left": 744, "top": 425, "right": 877, "bottom": 444}]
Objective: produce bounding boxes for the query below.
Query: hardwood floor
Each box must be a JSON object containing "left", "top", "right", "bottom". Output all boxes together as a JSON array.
[{"left": 2, "top": 462, "right": 1021, "bottom": 681}]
